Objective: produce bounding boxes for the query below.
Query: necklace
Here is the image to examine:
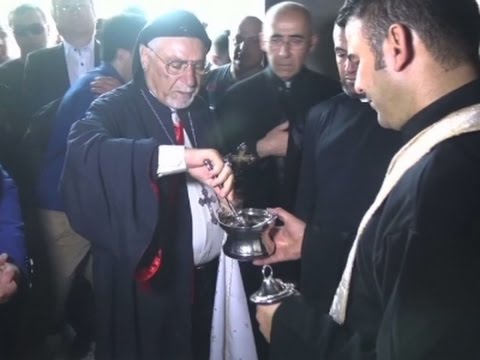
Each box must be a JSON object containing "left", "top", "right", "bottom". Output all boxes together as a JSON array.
[
  {"left": 141, "top": 89, "right": 220, "bottom": 226},
  {"left": 140, "top": 89, "right": 198, "bottom": 147}
]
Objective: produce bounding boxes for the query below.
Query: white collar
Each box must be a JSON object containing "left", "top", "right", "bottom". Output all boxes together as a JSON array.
[{"left": 63, "top": 37, "right": 95, "bottom": 55}]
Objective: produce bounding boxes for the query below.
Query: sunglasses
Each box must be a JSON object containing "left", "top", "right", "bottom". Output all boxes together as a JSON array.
[{"left": 13, "top": 23, "right": 45, "bottom": 37}]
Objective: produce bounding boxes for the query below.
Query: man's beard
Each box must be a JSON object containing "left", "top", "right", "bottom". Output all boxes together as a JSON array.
[{"left": 341, "top": 81, "right": 364, "bottom": 99}]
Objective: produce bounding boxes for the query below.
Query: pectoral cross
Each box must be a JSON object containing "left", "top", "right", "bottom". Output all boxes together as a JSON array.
[
  {"left": 198, "top": 186, "right": 218, "bottom": 224},
  {"left": 225, "top": 142, "right": 256, "bottom": 166}
]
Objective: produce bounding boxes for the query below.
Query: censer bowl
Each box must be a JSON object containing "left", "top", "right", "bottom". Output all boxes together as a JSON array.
[{"left": 218, "top": 208, "right": 276, "bottom": 261}]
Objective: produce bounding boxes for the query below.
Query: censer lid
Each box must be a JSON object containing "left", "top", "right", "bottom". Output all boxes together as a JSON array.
[{"left": 249, "top": 265, "right": 299, "bottom": 304}]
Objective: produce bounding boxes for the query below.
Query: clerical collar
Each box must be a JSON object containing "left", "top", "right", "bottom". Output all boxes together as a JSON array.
[
  {"left": 401, "top": 78, "right": 480, "bottom": 143},
  {"left": 266, "top": 65, "right": 308, "bottom": 89}
]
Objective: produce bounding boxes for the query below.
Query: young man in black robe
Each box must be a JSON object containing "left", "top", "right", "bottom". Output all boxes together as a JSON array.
[
  {"left": 256, "top": 0, "right": 480, "bottom": 358},
  {"left": 61, "top": 11, "right": 234, "bottom": 360},
  {"left": 252, "top": 7, "right": 401, "bottom": 357}
]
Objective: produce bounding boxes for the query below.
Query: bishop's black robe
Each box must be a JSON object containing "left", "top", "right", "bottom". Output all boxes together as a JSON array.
[
  {"left": 269, "top": 79, "right": 480, "bottom": 360},
  {"left": 61, "top": 80, "right": 219, "bottom": 360}
]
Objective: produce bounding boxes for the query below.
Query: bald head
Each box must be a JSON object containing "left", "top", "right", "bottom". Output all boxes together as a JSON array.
[
  {"left": 237, "top": 16, "right": 263, "bottom": 36},
  {"left": 261, "top": 1, "right": 316, "bottom": 80},
  {"left": 264, "top": 2, "right": 313, "bottom": 35},
  {"left": 230, "top": 15, "right": 264, "bottom": 77}
]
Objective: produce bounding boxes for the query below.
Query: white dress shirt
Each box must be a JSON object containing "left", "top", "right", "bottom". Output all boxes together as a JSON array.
[{"left": 63, "top": 38, "right": 95, "bottom": 86}]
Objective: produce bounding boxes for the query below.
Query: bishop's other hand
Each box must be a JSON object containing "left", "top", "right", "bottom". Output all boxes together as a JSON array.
[{"left": 185, "top": 148, "right": 234, "bottom": 199}]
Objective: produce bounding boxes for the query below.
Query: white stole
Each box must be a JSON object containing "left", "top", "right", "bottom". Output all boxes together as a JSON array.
[
  {"left": 210, "top": 251, "right": 258, "bottom": 360},
  {"left": 329, "top": 103, "right": 480, "bottom": 325}
]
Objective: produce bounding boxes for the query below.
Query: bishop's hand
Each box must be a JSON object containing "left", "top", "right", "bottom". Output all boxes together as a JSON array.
[
  {"left": 185, "top": 148, "right": 234, "bottom": 199},
  {"left": 253, "top": 207, "right": 305, "bottom": 266}
]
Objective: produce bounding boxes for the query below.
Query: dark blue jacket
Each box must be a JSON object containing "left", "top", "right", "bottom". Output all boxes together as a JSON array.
[
  {"left": 0, "top": 165, "right": 27, "bottom": 275},
  {"left": 36, "top": 63, "right": 124, "bottom": 210}
]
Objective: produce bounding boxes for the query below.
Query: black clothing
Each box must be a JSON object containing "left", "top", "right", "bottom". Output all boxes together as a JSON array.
[
  {"left": 0, "top": 60, "right": 28, "bottom": 176},
  {"left": 23, "top": 42, "right": 100, "bottom": 116},
  {"left": 202, "top": 64, "right": 235, "bottom": 110},
  {"left": 216, "top": 66, "right": 340, "bottom": 359},
  {"left": 61, "top": 80, "right": 219, "bottom": 360},
  {"left": 216, "top": 66, "right": 341, "bottom": 210},
  {"left": 0, "top": 85, "right": 27, "bottom": 181},
  {"left": 0, "top": 58, "right": 25, "bottom": 96},
  {"left": 270, "top": 79, "right": 480, "bottom": 360},
  {"left": 294, "top": 93, "right": 401, "bottom": 311}
]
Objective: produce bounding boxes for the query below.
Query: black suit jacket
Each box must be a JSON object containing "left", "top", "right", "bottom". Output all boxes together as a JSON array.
[{"left": 23, "top": 41, "right": 100, "bottom": 116}]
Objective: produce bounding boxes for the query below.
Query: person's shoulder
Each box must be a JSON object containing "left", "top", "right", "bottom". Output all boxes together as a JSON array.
[
  {"left": 205, "top": 64, "right": 229, "bottom": 82},
  {"left": 190, "top": 94, "right": 210, "bottom": 112},
  {"left": 69, "top": 66, "right": 108, "bottom": 93},
  {"left": 88, "top": 82, "right": 136, "bottom": 111},
  {"left": 408, "top": 127, "right": 480, "bottom": 206},
  {"left": 310, "top": 70, "right": 340, "bottom": 88},
  {"left": 430, "top": 129, "right": 480, "bottom": 168},
  {"left": 222, "top": 69, "right": 266, "bottom": 99},
  {"left": 308, "top": 93, "right": 351, "bottom": 117},
  {"left": 26, "top": 44, "right": 62, "bottom": 63},
  {"left": 0, "top": 58, "right": 23, "bottom": 71}
]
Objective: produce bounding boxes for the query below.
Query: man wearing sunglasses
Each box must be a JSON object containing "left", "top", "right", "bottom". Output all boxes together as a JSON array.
[
  {"left": 0, "top": 5, "right": 49, "bottom": 192},
  {"left": 0, "top": 5, "right": 48, "bottom": 98},
  {"left": 23, "top": 0, "right": 99, "bottom": 116}
]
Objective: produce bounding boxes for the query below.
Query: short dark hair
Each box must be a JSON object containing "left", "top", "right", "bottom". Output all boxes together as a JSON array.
[
  {"left": 347, "top": 0, "right": 480, "bottom": 69},
  {"left": 8, "top": 3, "right": 47, "bottom": 28},
  {"left": 101, "top": 14, "right": 147, "bottom": 63},
  {"left": 335, "top": 0, "right": 357, "bottom": 28}
]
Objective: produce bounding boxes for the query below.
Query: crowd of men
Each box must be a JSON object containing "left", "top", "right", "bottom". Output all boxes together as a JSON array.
[{"left": 1, "top": 0, "right": 480, "bottom": 359}]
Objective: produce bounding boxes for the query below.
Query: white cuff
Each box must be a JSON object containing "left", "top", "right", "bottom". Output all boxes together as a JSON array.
[{"left": 156, "top": 145, "right": 186, "bottom": 177}]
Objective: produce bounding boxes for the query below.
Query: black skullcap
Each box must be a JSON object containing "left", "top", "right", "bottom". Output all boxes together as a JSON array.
[{"left": 132, "top": 10, "right": 211, "bottom": 82}]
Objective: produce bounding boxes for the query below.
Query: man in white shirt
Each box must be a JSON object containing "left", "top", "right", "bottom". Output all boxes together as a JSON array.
[{"left": 23, "top": 0, "right": 98, "bottom": 115}]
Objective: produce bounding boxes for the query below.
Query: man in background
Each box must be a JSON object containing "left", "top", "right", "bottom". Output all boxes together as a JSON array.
[
  {"left": 0, "top": 5, "right": 49, "bottom": 175},
  {"left": 23, "top": 0, "right": 98, "bottom": 115},
  {"left": 204, "top": 16, "right": 264, "bottom": 110},
  {"left": 207, "top": 30, "right": 230, "bottom": 70},
  {"left": 216, "top": 2, "right": 340, "bottom": 211},
  {"left": 0, "top": 4, "right": 48, "bottom": 96},
  {"left": 35, "top": 13, "right": 146, "bottom": 359}
]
